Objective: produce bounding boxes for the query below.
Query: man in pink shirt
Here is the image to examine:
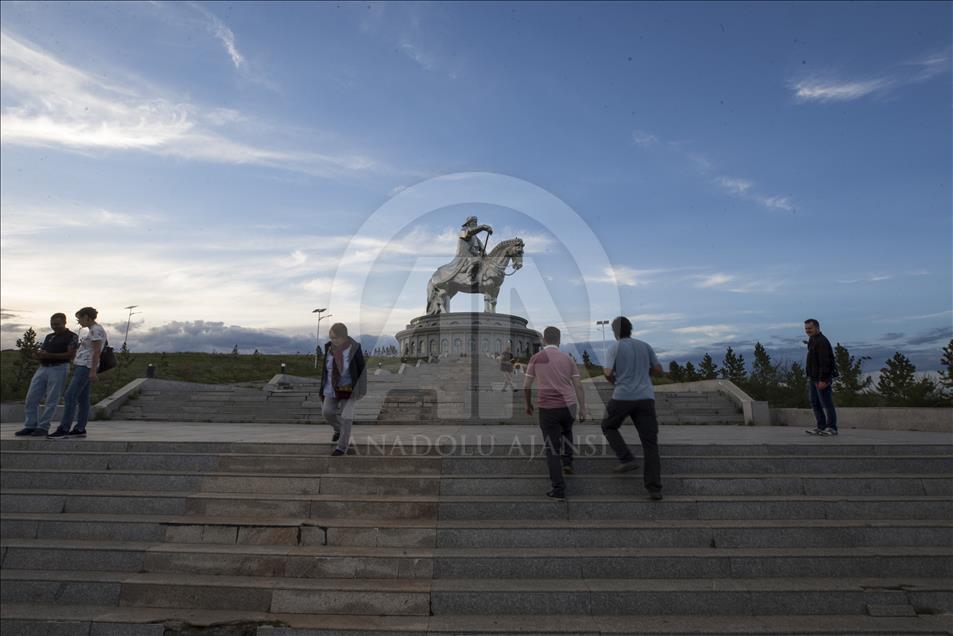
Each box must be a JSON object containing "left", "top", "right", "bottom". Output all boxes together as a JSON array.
[{"left": 524, "top": 326, "right": 588, "bottom": 499}]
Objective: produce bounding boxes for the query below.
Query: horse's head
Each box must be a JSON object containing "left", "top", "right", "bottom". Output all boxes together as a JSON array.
[
  {"left": 484, "top": 238, "right": 524, "bottom": 278},
  {"left": 510, "top": 238, "right": 524, "bottom": 270}
]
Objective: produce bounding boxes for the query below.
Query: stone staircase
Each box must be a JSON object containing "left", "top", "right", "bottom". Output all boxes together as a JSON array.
[
  {"left": 2, "top": 436, "right": 951, "bottom": 634},
  {"left": 113, "top": 358, "right": 745, "bottom": 426}
]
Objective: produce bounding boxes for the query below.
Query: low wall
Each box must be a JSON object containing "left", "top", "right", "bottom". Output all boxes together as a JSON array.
[
  {"left": 1, "top": 377, "right": 149, "bottom": 423},
  {"left": 772, "top": 407, "right": 952, "bottom": 433},
  {"left": 656, "top": 379, "right": 770, "bottom": 426}
]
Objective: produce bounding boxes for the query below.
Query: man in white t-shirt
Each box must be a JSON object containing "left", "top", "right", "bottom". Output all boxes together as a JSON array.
[{"left": 49, "top": 307, "right": 107, "bottom": 439}]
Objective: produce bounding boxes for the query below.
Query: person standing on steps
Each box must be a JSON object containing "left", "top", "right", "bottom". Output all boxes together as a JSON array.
[
  {"left": 803, "top": 318, "right": 838, "bottom": 437},
  {"left": 524, "top": 326, "right": 588, "bottom": 499},
  {"left": 15, "top": 313, "right": 78, "bottom": 437},
  {"left": 319, "top": 323, "right": 367, "bottom": 456},
  {"left": 49, "top": 307, "right": 106, "bottom": 439},
  {"left": 599, "top": 316, "right": 664, "bottom": 501}
]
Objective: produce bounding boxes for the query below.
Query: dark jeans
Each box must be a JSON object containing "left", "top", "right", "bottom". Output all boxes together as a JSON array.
[
  {"left": 808, "top": 381, "right": 837, "bottom": 431},
  {"left": 57, "top": 366, "right": 92, "bottom": 433},
  {"left": 601, "top": 398, "right": 662, "bottom": 493},
  {"left": 538, "top": 406, "right": 575, "bottom": 495}
]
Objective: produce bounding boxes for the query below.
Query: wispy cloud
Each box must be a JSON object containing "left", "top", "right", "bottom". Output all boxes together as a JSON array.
[
  {"left": 583, "top": 266, "right": 677, "bottom": 287},
  {"left": 188, "top": 2, "right": 245, "bottom": 69},
  {"left": 693, "top": 272, "right": 784, "bottom": 294},
  {"left": 632, "top": 130, "right": 659, "bottom": 147},
  {"left": 791, "top": 78, "right": 890, "bottom": 103},
  {"left": 715, "top": 177, "right": 796, "bottom": 212},
  {"left": 0, "top": 31, "right": 389, "bottom": 178},
  {"left": 837, "top": 274, "right": 894, "bottom": 284},
  {"left": 791, "top": 49, "right": 951, "bottom": 103},
  {"left": 633, "top": 128, "right": 796, "bottom": 213},
  {"left": 696, "top": 273, "right": 733, "bottom": 288}
]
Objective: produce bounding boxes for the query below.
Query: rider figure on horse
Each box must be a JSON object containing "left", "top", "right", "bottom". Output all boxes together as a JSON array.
[{"left": 457, "top": 215, "right": 493, "bottom": 288}]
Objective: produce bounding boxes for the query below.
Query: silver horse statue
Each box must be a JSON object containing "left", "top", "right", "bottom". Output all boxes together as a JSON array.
[{"left": 426, "top": 237, "right": 524, "bottom": 314}]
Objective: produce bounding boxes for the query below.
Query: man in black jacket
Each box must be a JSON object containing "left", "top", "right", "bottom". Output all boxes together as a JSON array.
[
  {"left": 319, "top": 323, "right": 367, "bottom": 455},
  {"left": 803, "top": 319, "right": 838, "bottom": 436}
]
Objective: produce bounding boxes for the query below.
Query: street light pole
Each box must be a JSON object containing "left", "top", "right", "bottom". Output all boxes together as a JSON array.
[
  {"left": 596, "top": 320, "right": 610, "bottom": 368},
  {"left": 123, "top": 305, "right": 141, "bottom": 349},
  {"left": 312, "top": 308, "right": 332, "bottom": 369}
]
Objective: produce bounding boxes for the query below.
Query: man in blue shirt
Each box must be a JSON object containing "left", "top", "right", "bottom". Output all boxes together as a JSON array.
[{"left": 601, "top": 316, "right": 664, "bottom": 500}]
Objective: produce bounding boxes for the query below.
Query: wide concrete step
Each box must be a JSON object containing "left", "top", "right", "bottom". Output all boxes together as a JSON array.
[
  {"left": 427, "top": 576, "right": 953, "bottom": 616},
  {"left": 4, "top": 468, "right": 951, "bottom": 497},
  {"left": 0, "top": 569, "right": 431, "bottom": 615},
  {"left": 433, "top": 519, "right": 953, "bottom": 549},
  {"left": 3, "top": 606, "right": 952, "bottom": 636},
  {"left": 3, "top": 450, "right": 951, "bottom": 475},
  {"left": 3, "top": 539, "right": 951, "bottom": 580},
  {"left": 4, "top": 514, "right": 950, "bottom": 548},
  {"left": 2, "top": 570, "right": 950, "bottom": 616},
  {"left": 3, "top": 438, "right": 950, "bottom": 457},
  {"left": 3, "top": 489, "right": 951, "bottom": 521}
]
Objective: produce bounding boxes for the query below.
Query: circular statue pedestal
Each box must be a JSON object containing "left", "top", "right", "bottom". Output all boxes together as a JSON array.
[{"left": 395, "top": 312, "right": 541, "bottom": 358}]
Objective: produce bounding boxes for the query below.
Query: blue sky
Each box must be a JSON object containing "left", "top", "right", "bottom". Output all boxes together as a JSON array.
[{"left": 1, "top": 1, "right": 950, "bottom": 371}]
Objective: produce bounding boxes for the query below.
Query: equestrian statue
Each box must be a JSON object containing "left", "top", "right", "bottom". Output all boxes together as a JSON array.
[{"left": 426, "top": 215, "right": 524, "bottom": 315}]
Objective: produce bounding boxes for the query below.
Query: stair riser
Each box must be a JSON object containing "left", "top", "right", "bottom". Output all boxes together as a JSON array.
[
  {"left": 4, "top": 547, "right": 950, "bottom": 580},
  {"left": 0, "top": 454, "right": 442, "bottom": 474},
  {"left": 430, "top": 589, "right": 952, "bottom": 616},
  {"left": 3, "top": 440, "right": 950, "bottom": 457},
  {"left": 0, "top": 494, "right": 438, "bottom": 520},
  {"left": 4, "top": 472, "right": 950, "bottom": 498},
  {"left": 439, "top": 476, "right": 952, "bottom": 497},
  {"left": 3, "top": 494, "right": 948, "bottom": 522},
  {"left": 4, "top": 520, "right": 949, "bottom": 549},
  {"left": 1, "top": 520, "right": 436, "bottom": 548},
  {"left": 5, "top": 452, "right": 950, "bottom": 474},
  {"left": 436, "top": 527, "right": 953, "bottom": 550},
  {"left": 0, "top": 581, "right": 430, "bottom": 615}
]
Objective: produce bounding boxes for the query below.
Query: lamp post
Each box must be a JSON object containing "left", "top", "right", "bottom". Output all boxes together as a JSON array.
[
  {"left": 123, "top": 305, "right": 141, "bottom": 349},
  {"left": 312, "top": 308, "right": 332, "bottom": 369},
  {"left": 596, "top": 320, "right": 610, "bottom": 367}
]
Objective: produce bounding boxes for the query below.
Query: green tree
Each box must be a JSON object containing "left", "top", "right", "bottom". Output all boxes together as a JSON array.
[
  {"left": 782, "top": 361, "right": 809, "bottom": 408},
  {"left": 117, "top": 342, "right": 135, "bottom": 376},
  {"left": 876, "top": 352, "right": 942, "bottom": 406},
  {"left": 698, "top": 353, "right": 718, "bottom": 380},
  {"left": 12, "top": 327, "right": 40, "bottom": 391},
  {"left": 750, "top": 342, "right": 778, "bottom": 386},
  {"left": 940, "top": 339, "right": 953, "bottom": 394},
  {"left": 720, "top": 347, "right": 747, "bottom": 383},
  {"left": 668, "top": 361, "right": 684, "bottom": 382},
  {"left": 683, "top": 361, "right": 700, "bottom": 382},
  {"left": 832, "top": 343, "right": 872, "bottom": 405}
]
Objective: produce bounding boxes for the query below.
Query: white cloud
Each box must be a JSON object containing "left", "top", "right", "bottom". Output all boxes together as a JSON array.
[
  {"left": 631, "top": 313, "right": 686, "bottom": 323},
  {"left": 584, "top": 266, "right": 668, "bottom": 287},
  {"left": 696, "top": 273, "right": 733, "bottom": 288},
  {"left": 399, "top": 40, "right": 436, "bottom": 72},
  {"left": 791, "top": 49, "right": 951, "bottom": 103},
  {"left": 792, "top": 78, "right": 889, "bottom": 103},
  {"left": 714, "top": 177, "right": 795, "bottom": 213},
  {"left": 716, "top": 177, "right": 752, "bottom": 196},
  {"left": 187, "top": 2, "right": 245, "bottom": 69},
  {"left": 632, "top": 130, "right": 658, "bottom": 147},
  {"left": 837, "top": 274, "right": 894, "bottom": 284},
  {"left": 671, "top": 324, "right": 736, "bottom": 343},
  {"left": 0, "top": 31, "right": 387, "bottom": 178}
]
